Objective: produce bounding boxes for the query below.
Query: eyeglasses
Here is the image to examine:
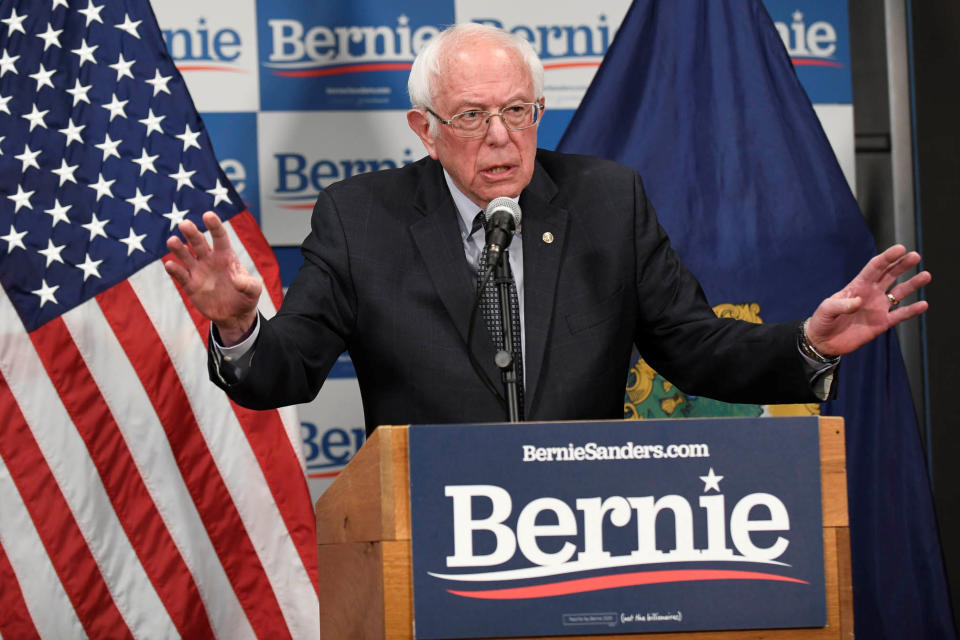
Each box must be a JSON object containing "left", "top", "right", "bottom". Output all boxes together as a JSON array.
[{"left": 425, "top": 102, "right": 543, "bottom": 138}]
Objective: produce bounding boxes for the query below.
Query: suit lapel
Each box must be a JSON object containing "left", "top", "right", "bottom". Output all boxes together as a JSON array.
[
  {"left": 519, "top": 161, "right": 568, "bottom": 414},
  {"left": 408, "top": 160, "right": 502, "bottom": 391}
]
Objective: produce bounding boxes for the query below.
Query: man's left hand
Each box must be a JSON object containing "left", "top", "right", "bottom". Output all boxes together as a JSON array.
[{"left": 805, "top": 244, "right": 931, "bottom": 357}]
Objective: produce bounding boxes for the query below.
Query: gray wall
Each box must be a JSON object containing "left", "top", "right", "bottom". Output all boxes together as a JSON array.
[{"left": 849, "top": 0, "right": 959, "bottom": 626}]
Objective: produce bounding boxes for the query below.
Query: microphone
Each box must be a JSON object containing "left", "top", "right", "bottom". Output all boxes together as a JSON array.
[{"left": 483, "top": 197, "right": 522, "bottom": 263}]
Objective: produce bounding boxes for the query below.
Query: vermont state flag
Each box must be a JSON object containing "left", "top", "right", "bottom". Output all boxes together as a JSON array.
[{"left": 558, "top": 1, "right": 955, "bottom": 637}]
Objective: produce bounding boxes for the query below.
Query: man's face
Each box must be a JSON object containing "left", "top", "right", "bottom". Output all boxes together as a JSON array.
[{"left": 408, "top": 39, "right": 541, "bottom": 209}]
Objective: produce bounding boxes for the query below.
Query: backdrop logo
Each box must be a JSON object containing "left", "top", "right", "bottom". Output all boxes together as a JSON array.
[
  {"left": 773, "top": 11, "right": 841, "bottom": 67},
  {"left": 471, "top": 15, "right": 612, "bottom": 67},
  {"left": 257, "top": 0, "right": 452, "bottom": 111},
  {"left": 264, "top": 15, "right": 437, "bottom": 76},
  {"left": 302, "top": 422, "right": 365, "bottom": 479},
  {"left": 271, "top": 147, "right": 417, "bottom": 209},
  {"left": 429, "top": 470, "right": 803, "bottom": 600},
  {"left": 162, "top": 18, "right": 247, "bottom": 73}
]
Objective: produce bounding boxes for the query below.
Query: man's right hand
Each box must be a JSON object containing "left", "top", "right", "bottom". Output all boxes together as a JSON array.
[{"left": 164, "top": 211, "right": 263, "bottom": 346}]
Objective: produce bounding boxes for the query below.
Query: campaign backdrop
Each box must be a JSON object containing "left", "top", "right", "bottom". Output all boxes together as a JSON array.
[{"left": 150, "top": 0, "right": 854, "bottom": 501}]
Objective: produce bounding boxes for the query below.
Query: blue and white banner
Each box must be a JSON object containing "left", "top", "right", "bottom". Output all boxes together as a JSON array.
[{"left": 409, "top": 418, "right": 825, "bottom": 638}]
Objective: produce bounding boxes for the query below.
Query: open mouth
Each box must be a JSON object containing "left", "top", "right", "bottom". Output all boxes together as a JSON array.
[{"left": 482, "top": 164, "right": 514, "bottom": 176}]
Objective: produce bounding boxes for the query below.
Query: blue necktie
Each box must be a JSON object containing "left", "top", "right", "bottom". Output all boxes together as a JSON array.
[{"left": 472, "top": 212, "right": 524, "bottom": 417}]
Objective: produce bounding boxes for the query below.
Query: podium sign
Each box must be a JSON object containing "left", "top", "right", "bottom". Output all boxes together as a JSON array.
[{"left": 409, "top": 418, "right": 826, "bottom": 638}]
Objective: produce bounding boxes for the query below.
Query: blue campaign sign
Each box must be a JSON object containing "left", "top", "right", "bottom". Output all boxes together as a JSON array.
[
  {"left": 409, "top": 418, "right": 826, "bottom": 638},
  {"left": 761, "top": 0, "right": 852, "bottom": 104},
  {"left": 255, "top": 0, "right": 455, "bottom": 111}
]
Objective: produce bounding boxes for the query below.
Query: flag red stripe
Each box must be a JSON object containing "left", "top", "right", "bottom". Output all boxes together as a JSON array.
[
  {"left": 229, "top": 211, "right": 284, "bottom": 311},
  {"left": 0, "top": 373, "right": 133, "bottom": 639},
  {"left": 0, "top": 535, "right": 40, "bottom": 640},
  {"left": 229, "top": 402, "right": 321, "bottom": 596},
  {"left": 28, "top": 319, "right": 216, "bottom": 638},
  {"left": 167, "top": 218, "right": 321, "bottom": 596},
  {"left": 95, "top": 282, "right": 291, "bottom": 640},
  {"left": 174, "top": 289, "right": 323, "bottom": 600}
]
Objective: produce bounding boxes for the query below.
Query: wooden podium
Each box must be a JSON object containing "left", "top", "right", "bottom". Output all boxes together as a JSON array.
[{"left": 315, "top": 418, "right": 853, "bottom": 640}]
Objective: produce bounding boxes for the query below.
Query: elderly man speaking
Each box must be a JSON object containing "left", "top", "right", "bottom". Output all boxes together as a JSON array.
[{"left": 164, "top": 23, "right": 929, "bottom": 434}]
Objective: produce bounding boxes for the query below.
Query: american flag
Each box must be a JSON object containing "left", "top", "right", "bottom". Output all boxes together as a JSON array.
[{"left": 0, "top": 1, "right": 319, "bottom": 637}]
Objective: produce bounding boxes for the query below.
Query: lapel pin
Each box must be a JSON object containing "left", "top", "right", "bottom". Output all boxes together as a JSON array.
[{"left": 542, "top": 232, "right": 554, "bottom": 244}]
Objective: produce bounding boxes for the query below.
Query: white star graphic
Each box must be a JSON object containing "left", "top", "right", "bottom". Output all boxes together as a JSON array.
[
  {"left": 59, "top": 118, "right": 85, "bottom": 145},
  {"left": 29, "top": 63, "right": 56, "bottom": 91},
  {"left": 78, "top": 0, "right": 104, "bottom": 27},
  {"left": 8, "top": 185, "right": 34, "bottom": 212},
  {"left": 14, "top": 144, "right": 41, "bottom": 171},
  {"left": 51, "top": 159, "right": 78, "bottom": 186},
  {"left": 175, "top": 124, "right": 201, "bottom": 151},
  {"left": 168, "top": 163, "right": 195, "bottom": 190},
  {"left": 206, "top": 179, "right": 230, "bottom": 206},
  {"left": 38, "top": 239, "right": 66, "bottom": 267},
  {"left": 36, "top": 23, "right": 63, "bottom": 50},
  {"left": 0, "top": 50, "right": 19, "bottom": 77},
  {"left": 71, "top": 38, "right": 98, "bottom": 67},
  {"left": 76, "top": 253, "right": 103, "bottom": 281},
  {"left": 82, "top": 212, "right": 109, "bottom": 240},
  {"left": 138, "top": 108, "right": 165, "bottom": 136},
  {"left": 109, "top": 53, "right": 135, "bottom": 81},
  {"left": 66, "top": 78, "right": 92, "bottom": 105},
  {"left": 145, "top": 69, "right": 172, "bottom": 96},
  {"left": 119, "top": 228, "right": 147, "bottom": 255},
  {"left": 0, "top": 93, "right": 10, "bottom": 114},
  {"left": 101, "top": 93, "right": 128, "bottom": 121},
  {"left": 44, "top": 198, "right": 72, "bottom": 226},
  {"left": 32, "top": 279, "right": 60, "bottom": 307},
  {"left": 21, "top": 104, "right": 49, "bottom": 131},
  {"left": 1, "top": 225, "right": 27, "bottom": 253},
  {"left": 132, "top": 148, "right": 158, "bottom": 175},
  {"left": 52, "top": 0, "right": 69, "bottom": 9},
  {"left": 95, "top": 133, "right": 122, "bottom": 161},
  {"left": 88, "top": 172, "right": 116, "bottom": 201},
  {"left": 2, "top": 8, "right": 27, "bottom": 37},
  {"left": 162, "top": 203, "right": 189, "bottom": 229},
  {"left": 699, "top": 468, "right": 724, "bottom": 493},
  {"left": 125, "top": 188, "right": 152, "bottom": 215},
  {"left": 115, "top": 13, "right": 141, "bottom": 39}
]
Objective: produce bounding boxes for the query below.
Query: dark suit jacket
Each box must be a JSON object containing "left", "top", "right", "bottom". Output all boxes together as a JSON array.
[{"left": 212, "top": 150, "right": 818, "bottom": 433}]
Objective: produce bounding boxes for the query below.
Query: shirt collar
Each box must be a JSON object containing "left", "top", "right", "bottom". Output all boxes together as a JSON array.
[{"left": 443, "top": 169, "right": 520, "bottom": 239}]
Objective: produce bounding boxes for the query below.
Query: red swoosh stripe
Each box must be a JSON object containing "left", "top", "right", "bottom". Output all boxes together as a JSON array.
[
  {"left": 176, "top": 65, "right": 248, "bottom": 73},
  {"left": 542, "top": 61, "right": 602, "bottom": 70},
  {"left": 272, "top": 62, "right": 412, "bottom": 77},
  {"left": 790, "top": 58, "right": 844, "bottom": 68},
  {"left": 448, "top": 569, "right": 809, "bottom": 600}
]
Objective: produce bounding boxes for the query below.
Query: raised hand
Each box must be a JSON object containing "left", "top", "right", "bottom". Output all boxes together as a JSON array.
[
  {"left": 164, "top": 211, "right": 262, "bottom": 345},
  {"left": 805, "top": 245, "right": 931, "bottom": 357}
]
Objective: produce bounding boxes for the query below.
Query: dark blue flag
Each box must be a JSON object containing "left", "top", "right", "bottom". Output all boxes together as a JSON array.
[{"left": 558, "top": 1, "right": 954, "bottom": 637}]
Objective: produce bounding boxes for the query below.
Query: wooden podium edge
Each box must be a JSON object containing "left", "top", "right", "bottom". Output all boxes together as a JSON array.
[{"left": 316, "top": 417, "right": 852, "bottom": 640}]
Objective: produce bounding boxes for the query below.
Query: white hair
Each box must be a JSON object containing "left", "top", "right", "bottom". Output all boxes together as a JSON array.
[{"left": 408, "top": 23, "right": 544, "bottom": 136}]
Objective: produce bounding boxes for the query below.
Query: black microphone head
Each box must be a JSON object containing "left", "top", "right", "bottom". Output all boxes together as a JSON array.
[{"left": 484, "top": 197, "right": 521, "bottom": 233}]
